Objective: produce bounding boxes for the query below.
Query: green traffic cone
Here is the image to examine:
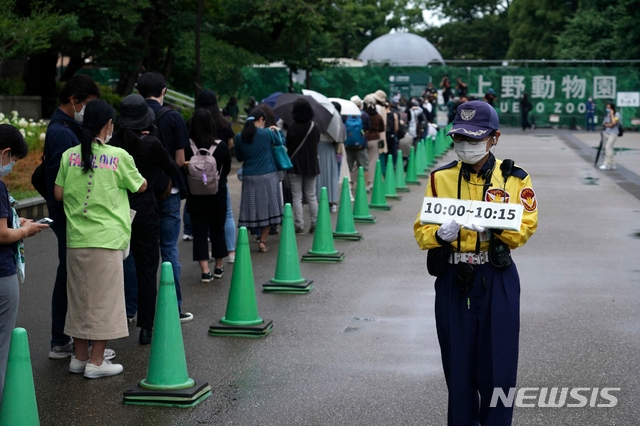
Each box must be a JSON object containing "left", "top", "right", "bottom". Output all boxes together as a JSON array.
[
  {"left": 334, "top": 177, "right": 362, "bottom": 240},
  {"left": 405, "top": 146, "right": 420, "bottom": 185},
  {"left": 124, "top": 262, "right": 211, "bottom": 407},
  {"left": 369, "top": 160, "right": 392, "bottom": 210},
  {"left": 416, "top": 140, "right": 427, "bottom": 178},
  {"left": 262, "top": 203, "right": 313, "bottom": 293},
  {"left": 210, "top": 227, "right": 273, "bottom": 335},
  {"left": 302, "top": 187, "right": 345, "bottom": 262},
  {"left": 435, "top": 129, "right": 443, "bottom": 158},
  {"left": 0, "top": 328, "right": 39, "bottom": 425},
  {"left": 424, "top": 136, "right": 434, "bottom": 170},
  {"left": 384, "top": 154, "right": 401, "bottom": 200},
  {"left": 395, "top": 150, "right": 410, "bottom": 192},
  {"left": 353, "top": 166, "right": 376, "bottom": 223}
]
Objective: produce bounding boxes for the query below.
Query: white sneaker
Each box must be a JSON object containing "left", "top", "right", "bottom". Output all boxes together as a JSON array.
[
  {"left": 69, "top": 356, "right": 88, "bottom": 374},
  {"left": 598, "top": 164, "right": 614, "bottom": 170},
  {"left": 83, "top": 359, "right": 123, "bottom": 378},
  {"left": 49, "top": 339, "right": 74, "bottom": 359},
  {"left": 182, "top": 234, "right": 193, "bottom": 241},
  {"left": 179, "top": 312, "right": 194, "bottom": 323},
  {"left": 88, "top": 346, "right": 116, "bottom": 361}
]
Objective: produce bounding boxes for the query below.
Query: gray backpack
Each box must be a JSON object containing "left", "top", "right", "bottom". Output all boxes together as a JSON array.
[{"left": 187, "top": 139, "right": 220, "bottom": 195}]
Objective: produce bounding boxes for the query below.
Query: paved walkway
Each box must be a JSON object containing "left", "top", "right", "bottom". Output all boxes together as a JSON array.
[{"left": 10, "top": 128, "right": 640, "bottom": 425}]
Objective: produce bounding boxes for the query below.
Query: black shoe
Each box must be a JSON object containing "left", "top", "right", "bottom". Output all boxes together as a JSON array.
[
  {"left": 213, "top": 267, "right": 224, "bottom": 279},
  {"left": 139, "top": 328, "right": 152, "bottom": 345},
  {"left": 201, "top": 272, "right": 213, "bottom": 282}
]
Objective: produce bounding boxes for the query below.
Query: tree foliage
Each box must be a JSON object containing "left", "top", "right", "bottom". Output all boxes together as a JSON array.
[
  {"left": 0, "top": 0, "right": 82, "bottom": 67},
  {"left": 4, "top": 0, "right": 640, "bottom": 111}
]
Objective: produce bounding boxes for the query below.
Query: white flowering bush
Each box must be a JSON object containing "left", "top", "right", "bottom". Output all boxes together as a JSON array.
[
  {"left": 0, "top": 110, "right": 49, "bottom": 198},
  {"left": 1, "top": 110, "right": 47, "bottom": 151}
]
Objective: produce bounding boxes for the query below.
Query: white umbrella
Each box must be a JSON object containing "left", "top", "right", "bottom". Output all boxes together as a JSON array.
[
  {"left": 302, "top": 89, "right": 346, "bottom": 143},
  {"left": 328, "top": 97, "right": 361, "bottom": 116}
]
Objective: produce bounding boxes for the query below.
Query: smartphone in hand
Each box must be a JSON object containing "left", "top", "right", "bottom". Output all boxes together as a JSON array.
[{"left": 35, "top": 217, "right": 54, "bottom": 224}]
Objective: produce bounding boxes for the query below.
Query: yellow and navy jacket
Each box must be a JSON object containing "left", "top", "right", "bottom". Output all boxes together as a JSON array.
[{"left": 414, "top": 154, "right": 538, "bottom": 252}]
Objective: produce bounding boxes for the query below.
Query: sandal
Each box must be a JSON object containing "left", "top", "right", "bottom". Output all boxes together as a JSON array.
[{"left": 258, "top": 241, "right": 268, "bottom": 253}]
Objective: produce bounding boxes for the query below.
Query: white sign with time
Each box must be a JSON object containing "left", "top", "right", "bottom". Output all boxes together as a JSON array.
[{"left": 420, "top": 197, "right": 524, "bottom": 231}]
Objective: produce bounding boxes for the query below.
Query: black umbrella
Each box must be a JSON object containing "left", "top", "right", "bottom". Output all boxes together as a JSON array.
[
  {"left": 273, "top": 93, "right": 334, "bottom": 132},
  {"left": 594, "top": 131, "right": 604, "bottom": 166}
]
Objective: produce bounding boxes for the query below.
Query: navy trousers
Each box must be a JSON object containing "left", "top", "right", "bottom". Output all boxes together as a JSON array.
[{"left": 434, "top": 261, "right": 520, "bottom": 426}]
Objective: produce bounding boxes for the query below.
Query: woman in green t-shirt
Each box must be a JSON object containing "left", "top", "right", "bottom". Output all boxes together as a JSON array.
[{"left": 54, "top": 100, "right": 147, "bottom": 378}]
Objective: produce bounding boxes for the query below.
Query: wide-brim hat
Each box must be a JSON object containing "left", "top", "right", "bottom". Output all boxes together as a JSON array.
[
  {"left": 119, "top": 94, "right": 155, "bottom": 129},
  {"left": 350, "top": 95, "right": 362, "bottom": 107},
  {"left": 373, "top": 90, "right": 387, "bottom": 103},
  {"left": 447, "top": 100, "right": 499, "bottom": 139}
]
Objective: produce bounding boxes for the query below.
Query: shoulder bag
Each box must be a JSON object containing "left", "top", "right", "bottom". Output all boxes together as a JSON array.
[{"left": 270, "top": 130, "right": 293, "bottom": 171}]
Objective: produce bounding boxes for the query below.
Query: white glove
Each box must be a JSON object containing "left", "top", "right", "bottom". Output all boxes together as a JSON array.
[
  {"left": 463, "top": 222, "right": 486, "bottom": 233},
  {"left": 437, "top": 219, "right": 460, "bottom": 242}
]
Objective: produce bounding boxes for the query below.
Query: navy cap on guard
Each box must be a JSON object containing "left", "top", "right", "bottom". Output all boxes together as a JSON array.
[
  {"left": 119, "top": 94, "right": 155, "bottom": 130},
  {"left": 447, "top": 100, "right": 499, "bottom": 139}
]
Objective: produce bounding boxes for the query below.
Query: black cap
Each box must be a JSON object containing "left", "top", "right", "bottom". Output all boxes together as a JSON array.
[
  {"left": 119, "top": 94, "right": 155, "bottom": 129},
  {"left": 196, "top": 89, "right": 218, "bottom": 108}
]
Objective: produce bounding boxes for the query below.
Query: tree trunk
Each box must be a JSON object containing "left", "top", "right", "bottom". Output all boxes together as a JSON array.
[
  {"left": 23, "top": 49, "right": 58, "bottom": 118},
  {"left": 194, "top": 0, "right": 204, "bottom": 98}
]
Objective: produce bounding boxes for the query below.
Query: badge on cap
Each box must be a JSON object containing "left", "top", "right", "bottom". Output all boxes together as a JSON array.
[{"left": 460, "top": 109, "right": 476, "bottom": 121}]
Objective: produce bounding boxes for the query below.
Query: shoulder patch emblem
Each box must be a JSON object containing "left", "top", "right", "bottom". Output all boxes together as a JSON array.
[
  {"left": 520, "top": 187, "right": 537, "bottom": 212},
  {"left": 485, "top": 188, "right": 510, "bottom": 203}
]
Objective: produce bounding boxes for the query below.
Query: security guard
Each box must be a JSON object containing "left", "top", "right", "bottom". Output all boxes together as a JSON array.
[{"left": 414, "top": 100, "right": 538, "bottom": 425}]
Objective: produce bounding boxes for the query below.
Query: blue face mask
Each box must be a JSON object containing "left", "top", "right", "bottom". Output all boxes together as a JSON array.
[{"left": 0, "top": 152, "right": 15, "bottom": 178}]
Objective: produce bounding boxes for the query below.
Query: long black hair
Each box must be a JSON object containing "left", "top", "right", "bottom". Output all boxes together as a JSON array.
[
  {"left": 81, "top": 100, "right": 115, "bottom": 174},
  {"left": 241, "top": 108, "right": 266, "bottom": 143},
  {"left": 189, "top": 108, "right": 218, "bottom": 149},
  {"left": 196, "top": 89, "right": 231, "bottom": 132}
]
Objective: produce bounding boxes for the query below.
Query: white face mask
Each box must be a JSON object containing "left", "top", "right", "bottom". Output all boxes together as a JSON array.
[
  {"left": 454, "top": 140, "right": 489, "bottom": 164},
  {"left": 74, "top": 103, "right": 86, "bottom": 123}
]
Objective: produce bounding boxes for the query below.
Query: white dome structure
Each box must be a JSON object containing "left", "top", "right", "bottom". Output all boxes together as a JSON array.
[{"left": 358, "top": 32, "right": 444, "bottom": 66}]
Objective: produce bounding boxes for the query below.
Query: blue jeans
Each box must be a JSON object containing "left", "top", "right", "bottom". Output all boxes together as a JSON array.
[
  {"left": 224, "top": 184, "right": 236, "bottom": 252},
  {"left": 51, "top": 225, "right": 70, "bottom": 347},
  {"left": 158, "top": 192, "right": 182, "bottom": 310}
]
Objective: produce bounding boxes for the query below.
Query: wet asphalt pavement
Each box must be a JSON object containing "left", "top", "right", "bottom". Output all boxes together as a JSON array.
[{"left": 13, "top": 128, "right": 640, "bottom": 425}]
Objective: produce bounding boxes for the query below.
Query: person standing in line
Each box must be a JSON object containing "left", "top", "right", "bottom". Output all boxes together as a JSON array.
[
  {"left": 185, "top": 108, "right": 231, "bottom": 282},
  {"left": 112, "top": 94, "right": 175, "bottom": 345},
  {"left": 372, "top": 90, "right": 389, "bottom": 172},
  {"left": 363, "top": 95, "right": 384, "bottom": 189},
  {"left": 585, "top": 97, "right": 596, "bottom": 131},
  {"left": 43, "top": 75, "right": 118, "bottom": 361},
  {"left": 286, "top": 98, "right": 320, "bottom": 234},
  {"left": 55, "top": 100, "right": 147, "bottom": 378},
  {"left": 136, "top": 72, "right": 193, "bottom": 323},
  {"left": 440, "top": 75, "right": 452, "bottom": 104},
  {"left": 414, "top": 100, "right": 538, "bottom": 425},
  {"left": 0, "top": 124, "right": 49, "bottom": 401},
  {"left": 599, "top": 102, "right": 621, "bottom": 171},
  {"left": 519, "top": 93, "right": 532, "bottom": 131},
  {"left": 484, "top": 88, "right": 497, "bottom": 107},
  {"left": 234, "top": 108, "right": 283, "bottom": 252},
  {"left": 455, "top": 78, "right": 468, "bottom": 98},
  {"left": 191, "top": 89, "right": 237, "bottom": 263}
]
